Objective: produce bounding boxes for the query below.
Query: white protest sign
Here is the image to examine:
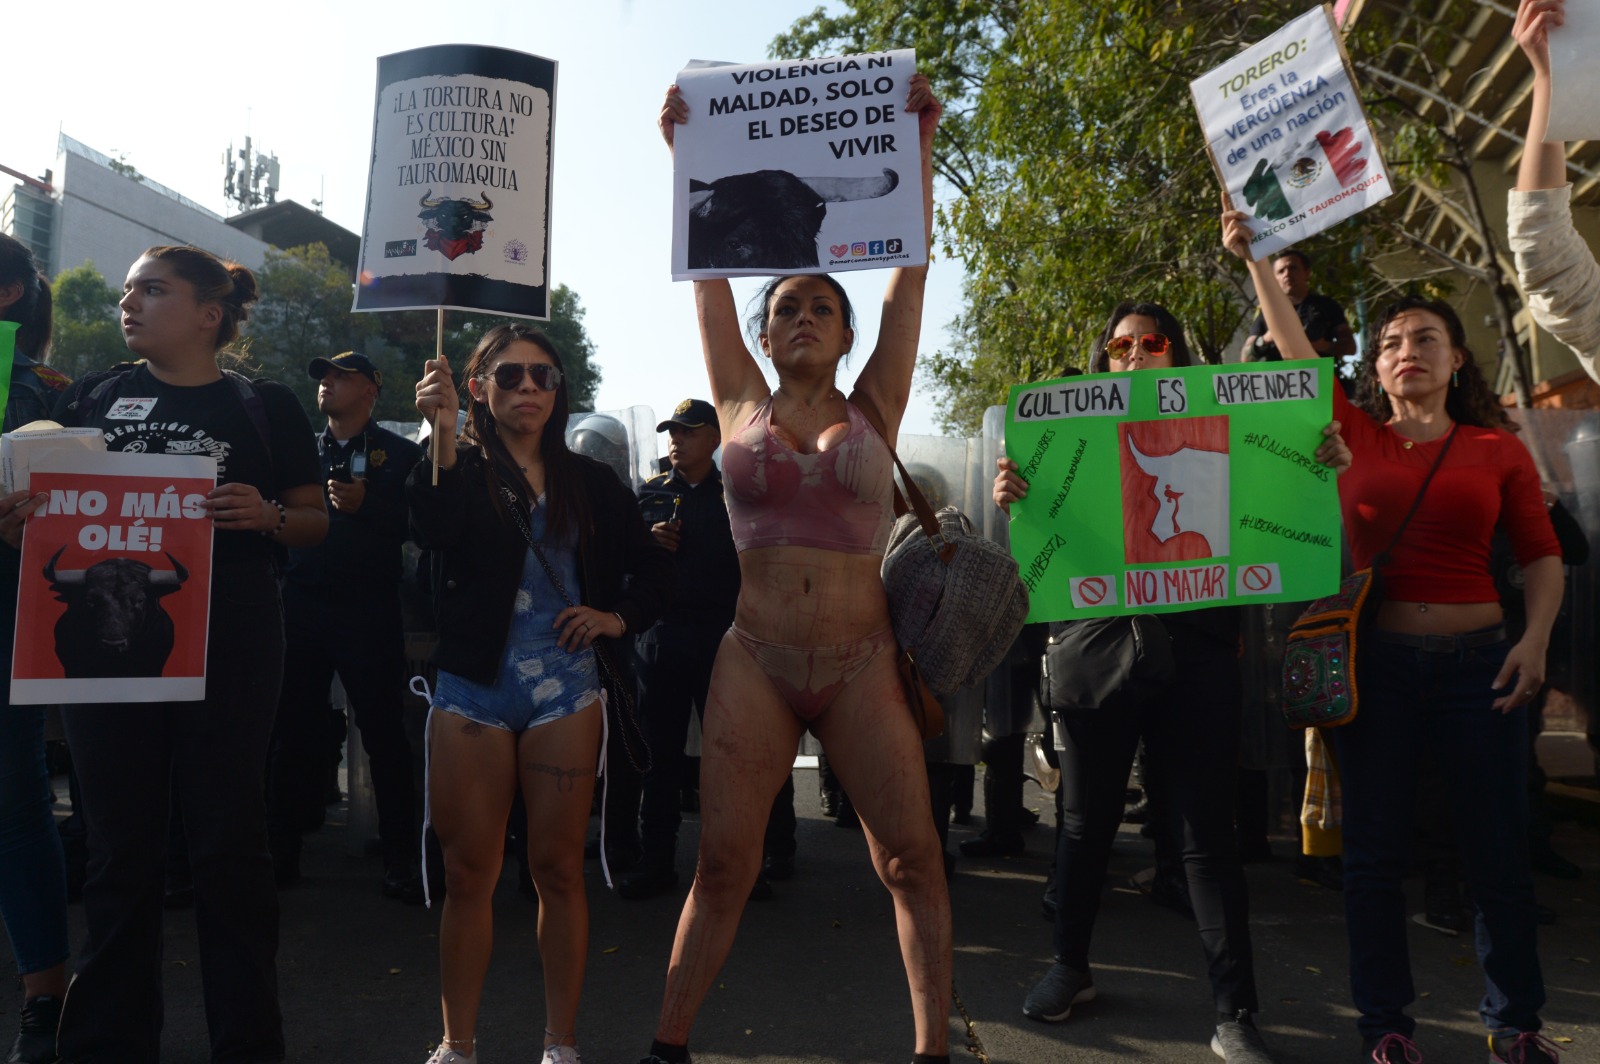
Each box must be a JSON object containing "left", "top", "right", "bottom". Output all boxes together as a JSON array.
[
  {"left": 671, "top": 49, "right": 926, "bottom": 280},
  {"left": 354, "top": 44, "right": 556, "bottom": 319},
  {"left": 1546, "top": 2, "right": 1600, "bottom": 142},
  {"left": 1190, "top": 5, "right": 1391, "bottom": 259}
]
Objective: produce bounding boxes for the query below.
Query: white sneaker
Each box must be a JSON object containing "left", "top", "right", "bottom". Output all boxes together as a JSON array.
[
  {"left": 425, "top": 1045, "right": 477, "bottom": 1064},
  {"left": 541, "top": 1046, "right": 581, "bottom": 1064}
]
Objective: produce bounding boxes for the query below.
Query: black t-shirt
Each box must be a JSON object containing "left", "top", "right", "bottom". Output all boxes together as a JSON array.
[
  {"left": 1247, "top": 292, "right": 1350, "bottom": 360},
  {"left": 53, "top": 364, "right": 321, "bottom": 565}
]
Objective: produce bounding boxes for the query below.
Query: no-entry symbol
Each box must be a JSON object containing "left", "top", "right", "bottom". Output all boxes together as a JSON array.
[
  {"left": 1070, "top": 575, "right": 1117, "bottom": 609},
  {"left": 1242, "top": 566, "right": 1273, "bottom": 592}
]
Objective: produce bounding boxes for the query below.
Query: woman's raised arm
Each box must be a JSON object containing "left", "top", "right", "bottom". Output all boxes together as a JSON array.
[
  {"left": 850, "top": 73, "right": 943, "bottom": 443},
  {"left": 1222, "top": 202, "right": 1319, "bottom": 362},
  {"left": 660, "top": 85, "right": 770, "bottom": 424}
]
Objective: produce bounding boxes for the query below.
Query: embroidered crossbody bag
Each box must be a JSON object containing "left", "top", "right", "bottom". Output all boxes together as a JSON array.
[{"left": 1280, "top": 424, "right": 1457, "bottom": 728}]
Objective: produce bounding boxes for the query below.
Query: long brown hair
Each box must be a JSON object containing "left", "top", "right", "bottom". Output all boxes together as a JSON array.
[
  {"left": 1353, "top": 297, "right": 1514, "bottom": 431},
  {"left": 460, "top": 323, "right": 591, "bottom": 542}
]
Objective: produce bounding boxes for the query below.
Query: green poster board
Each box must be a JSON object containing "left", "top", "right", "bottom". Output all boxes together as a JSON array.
[
  {"left": 0, "top": 321, "right": 15, "bottom": 429},
  {"left": 1005, "top": 361, "right": 1340, "bottom": 621}
]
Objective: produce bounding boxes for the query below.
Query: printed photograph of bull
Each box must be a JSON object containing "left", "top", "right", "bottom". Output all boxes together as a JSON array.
[
  {"left": 44, "top": 547, "right": 190, "bottom": 678},
  {"left": 686, "top": 167, "right": 898, "bottom": 270},
  {"left": 418, "top": 189, "right": 493, "bottom": 262}
]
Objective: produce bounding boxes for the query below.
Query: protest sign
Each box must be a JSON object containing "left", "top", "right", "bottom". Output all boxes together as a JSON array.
[
  {"left": 11, "top": 450, "right": 217, "bottom": 704},
  {"left": 1004, "top": 362, "right": 1340, "bottom": 621},
  {"left": 1190, "top": 5, "right": 1391, "bottom": 259},
  {"left": 671, "top": 49, "right": 926, "bottom": 280},
  {"left": 1546, "top": 1, "right": 1600, "bottom": 142},
  {"left": 0, "top": 322, "right": 16, "bottom": 425},
  {"left": 354, "top": 44, "right": 556, "bottom": 319}
]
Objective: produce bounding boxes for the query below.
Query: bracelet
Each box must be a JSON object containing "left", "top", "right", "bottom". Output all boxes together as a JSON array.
[
  {"left": 262, "top": 500, "right": 288, "bottom": 538},
  {"left": 613, "top": 611, "right": 627, "bottom": 636}
]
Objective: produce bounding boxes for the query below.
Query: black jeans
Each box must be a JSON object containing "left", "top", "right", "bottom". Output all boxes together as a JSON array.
[
  {"left": 1050, "top": 627, "right": 1257, "bottom": 1013},
  {"left": 635, "top": 622, "right": 794, "bottom": 864},
  {"left": 1334, "top": 634, "right": 1542, "bottom": 1040},
  {"left": 267, "top": 584, "right": 417, "bottom": 868},
  {"left": 58, "top": 562, "right": 286, "bottom": 1063}
]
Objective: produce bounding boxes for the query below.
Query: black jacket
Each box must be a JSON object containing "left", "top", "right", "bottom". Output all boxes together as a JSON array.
[
  {"left": 286, "top": 420, "right": 423, "bottom": 590},
  {"left": 407, "top": 446, "right": 675, "bottom": 684}
]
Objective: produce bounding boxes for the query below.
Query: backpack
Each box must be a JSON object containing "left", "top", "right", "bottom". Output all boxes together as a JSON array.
[{"left": 69, "top": 362, "right": 272, "bottom": 451}]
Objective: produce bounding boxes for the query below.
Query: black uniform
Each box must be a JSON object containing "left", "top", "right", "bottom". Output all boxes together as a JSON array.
[
  {"left": 633, "top": 466, "right": 794, "bottom": 869},
  {"left": 266, "top": 419, "right": 423, "bottom": 879}
]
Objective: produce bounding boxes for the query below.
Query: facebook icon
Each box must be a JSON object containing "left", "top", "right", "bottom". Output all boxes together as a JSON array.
[{"left": 869, "top": 240, "right": 885, "bottom": 255}]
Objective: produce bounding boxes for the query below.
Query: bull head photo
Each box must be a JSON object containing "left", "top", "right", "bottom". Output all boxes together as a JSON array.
[
  {"left": 44, "top": 547, "right": 190, "bottom": 679},
  {"left": 686, "top": 167, "right": 898, "bottom": 270}
]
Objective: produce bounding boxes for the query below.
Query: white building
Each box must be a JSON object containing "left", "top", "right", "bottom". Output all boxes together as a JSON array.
[{"left": 2, "top": 134, "right": 356, "bottom": 283}]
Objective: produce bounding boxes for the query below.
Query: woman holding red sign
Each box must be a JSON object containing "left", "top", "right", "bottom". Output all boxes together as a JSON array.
[
  {"left": 1224, "top": 204, "right": 1563, "bottom": 1064},
  {"left": 33, "top": 245, "right": 326, "bottom": 1064}
]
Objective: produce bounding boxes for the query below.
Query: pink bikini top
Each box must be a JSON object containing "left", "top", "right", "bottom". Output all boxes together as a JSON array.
[{"left": 721, "top": 397, "right": 896, "bottom": 555}]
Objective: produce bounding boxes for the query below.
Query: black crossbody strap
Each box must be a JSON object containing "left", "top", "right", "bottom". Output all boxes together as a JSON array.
[{"left": 1372, "top": 423, "right": 1458, "bottom": 571}]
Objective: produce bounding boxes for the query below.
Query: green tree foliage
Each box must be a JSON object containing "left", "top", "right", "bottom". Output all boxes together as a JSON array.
[
  {"left": 247, "top": 244, "right": 602, "bottom": 422},
  {"left": 773, "top": 1, "right": 1483, "bottom": 432},
  {"left": 246, "top": 244, "right": 376, "bottom": 413},
  {"left": 49, "top": 263, "right": 126, "bottom": 380}
]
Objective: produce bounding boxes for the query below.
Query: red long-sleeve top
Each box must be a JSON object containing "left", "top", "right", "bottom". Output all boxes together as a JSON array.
[{"left": 1333, "top": 388, "right": 1559, "bottom": 602}]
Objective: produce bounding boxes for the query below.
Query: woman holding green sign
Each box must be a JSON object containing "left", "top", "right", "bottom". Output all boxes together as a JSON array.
[
  {"left": 1224, "top": 208, "right": 1564, "bottom": 1064},
  {"left": 645, "top": 75, "right": 950, "bottom": 1064},
  {"left": 994, "top": 301, "right": 1348, "bottom": 1064}
]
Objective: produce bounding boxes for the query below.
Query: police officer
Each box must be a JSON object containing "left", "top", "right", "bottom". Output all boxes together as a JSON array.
[
  {"left": 619, "top": 399, "right": 795, "bottom": 899},
  {"left": 266, "top": 351, "right": 424, "bottom": 901}
]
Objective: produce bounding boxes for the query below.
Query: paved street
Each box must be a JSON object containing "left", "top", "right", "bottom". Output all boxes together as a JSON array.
[{"left": 6, "top": 765, "right": 1598, "bottom": 1064}]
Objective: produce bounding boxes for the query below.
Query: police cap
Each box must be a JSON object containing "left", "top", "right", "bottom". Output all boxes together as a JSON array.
[
  {"left": 656, "top": 398, "right": 716, "bottom": 433},
  {"left": 308, "top": 351, "right": 383, "bottom": 390}
]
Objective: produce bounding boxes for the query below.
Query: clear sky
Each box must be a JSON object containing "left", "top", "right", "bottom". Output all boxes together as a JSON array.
[{"left": 5, "top": 0, "right": 965, "bottom": 438}]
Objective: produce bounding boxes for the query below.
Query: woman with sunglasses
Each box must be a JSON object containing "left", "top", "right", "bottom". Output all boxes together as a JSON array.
[
  {"left": 410, "top": 324, "right": 673, "bottom": 1064},
  {"left": 1224, "top": 206, "right": 1563, "bottom": 1064},
  {"left": 641, "top": 76, "right": 949, "bottom": 1064},
  {"left": 994, "top": 302, "right": 1348, "bottom": 1064}
]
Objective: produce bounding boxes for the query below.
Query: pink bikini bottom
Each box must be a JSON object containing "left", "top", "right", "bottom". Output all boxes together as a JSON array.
[{"left": 728, "top": 625, "right": 896, "bottom": 722}]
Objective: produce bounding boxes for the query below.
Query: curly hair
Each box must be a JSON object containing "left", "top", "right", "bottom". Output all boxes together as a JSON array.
[{"left": 1351, "top": 297, "right": 1515, "bottom": 432}]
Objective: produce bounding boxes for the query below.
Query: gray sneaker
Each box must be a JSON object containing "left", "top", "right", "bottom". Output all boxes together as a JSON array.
[
  {"left": 1212, "top": 1012, "right": 1275, "bottom": 1064},
  {"left": 1022, "top": 962, "right": 1096, "bottom": 1022}
]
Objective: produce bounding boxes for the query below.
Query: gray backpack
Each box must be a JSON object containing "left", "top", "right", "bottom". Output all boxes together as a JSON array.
[{"left": 853, "top": 391, "right": 1029, "bottom": 697}]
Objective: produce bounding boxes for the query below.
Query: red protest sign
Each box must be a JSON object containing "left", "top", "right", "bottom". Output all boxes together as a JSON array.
[{"left": 11, "top": 451, "right": 217, "bottom": 704}]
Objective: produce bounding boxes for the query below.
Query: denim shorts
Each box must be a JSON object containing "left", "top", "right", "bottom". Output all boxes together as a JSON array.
[{"left": 432, "top": 644, "right": 600, "bottom": 733}]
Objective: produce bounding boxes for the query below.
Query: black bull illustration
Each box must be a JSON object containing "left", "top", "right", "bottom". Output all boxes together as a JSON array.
[
  {"left": 44, "top": 548, "right": 190, "bottom": 678},
  {"left": 686, "top": 168, "right": 899, "bottom": 271},
  {"left": 417, "top": 190, "right": 493, "bottom": 260}
]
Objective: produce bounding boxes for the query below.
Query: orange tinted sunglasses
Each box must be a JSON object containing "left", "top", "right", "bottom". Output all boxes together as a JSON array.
[{"left": 1104, "top": 333, "right": 1172, "bottom": 360}]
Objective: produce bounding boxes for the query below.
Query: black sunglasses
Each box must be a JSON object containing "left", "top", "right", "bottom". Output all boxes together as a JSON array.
[{"left": 482, "top": 362, "right": 563, "bottom": 392}]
